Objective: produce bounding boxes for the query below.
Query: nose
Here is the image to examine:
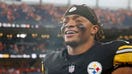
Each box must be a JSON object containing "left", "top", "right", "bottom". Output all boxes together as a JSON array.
[
  {"left": 64, "top": 25, "right": 75, "bottom": 29},
  {"left": 61, "top": 23, "right": 76, "bottom": 32}
]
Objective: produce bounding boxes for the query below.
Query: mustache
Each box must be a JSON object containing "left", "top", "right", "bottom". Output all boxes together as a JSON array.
[{"left": 61, "top": 24, "right": 86, "bottom": 33}]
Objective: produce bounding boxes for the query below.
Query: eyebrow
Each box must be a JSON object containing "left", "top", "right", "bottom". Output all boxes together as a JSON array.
[
  {"left": 61, "top": 15, "right": 86, "bottom": 25},
  {"left": 72, "top": 15, "right": 80, "bottom": 20}
]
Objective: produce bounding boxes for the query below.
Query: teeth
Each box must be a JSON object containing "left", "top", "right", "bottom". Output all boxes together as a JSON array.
[{"left": 65, "top": 31, "right": 76, "bottom": 34}]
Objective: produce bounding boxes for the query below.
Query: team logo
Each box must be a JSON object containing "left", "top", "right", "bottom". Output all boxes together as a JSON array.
[
  {"left": 68, "top": 65, "right": 75, "bottom": 73},
  {"left": 68, "top": 7, "right": 77, "bottom": 12},
  {"left": 87, "top": 61, "right": 102, "bottom": 74}
]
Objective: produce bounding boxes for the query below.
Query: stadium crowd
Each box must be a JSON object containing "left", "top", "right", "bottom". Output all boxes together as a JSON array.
[
  {"left": 0, "top": 2, "right": 132, "bottom": 27},
  {"left": 0, "top": 41, "right": 47, "bottom": 54}
]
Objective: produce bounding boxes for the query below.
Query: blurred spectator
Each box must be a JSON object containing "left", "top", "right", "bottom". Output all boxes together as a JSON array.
[
  {"left": 36, "top": 42, "right": 47, "bottom": 53},
  {"left": 0, "top": 41, "right": 9, "bottom": 53},
  {"left": 8, "top": 43, "right": 19, "bottom": 54}
]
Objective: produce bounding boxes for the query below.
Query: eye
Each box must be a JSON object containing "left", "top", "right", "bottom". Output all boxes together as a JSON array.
[
  {"left": 62, "top": 20, "right": 68, "bottom": 25},
  {"left": 62, "top": 17, "right": 69, "bottom": 25}
]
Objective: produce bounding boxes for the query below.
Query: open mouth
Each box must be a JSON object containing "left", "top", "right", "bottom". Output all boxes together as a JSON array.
[{"left": 64, "top": 30, "right": 78, "bottom": 34}]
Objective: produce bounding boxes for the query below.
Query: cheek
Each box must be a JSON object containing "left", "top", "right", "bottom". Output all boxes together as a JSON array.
[
  {"left": 82, "top": 27, "right": 91, "bottom": 35},
  {"left": 80, "top": 29, "right": 91, "bottom": 39}
]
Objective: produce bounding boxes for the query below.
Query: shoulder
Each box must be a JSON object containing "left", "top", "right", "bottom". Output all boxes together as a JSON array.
[
  {"left": 100, "top": 40, "right": 130, "bottom": 51},
  {"left": 44, "top": 48, "right": 65, "bottom": 62},
  {"left": 112, "top": 40, "right": 132, "bottom": 69},
  {"left": 102, "top": 40, "right": 130, "bottom": 46},
  {"left": 101, "top": 40, "right": 132, "bottom": 72}
]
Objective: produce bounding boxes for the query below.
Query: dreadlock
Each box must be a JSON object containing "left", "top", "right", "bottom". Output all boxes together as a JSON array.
[{"left": 95, "top": 24, "right": 104, "bottom": 41}]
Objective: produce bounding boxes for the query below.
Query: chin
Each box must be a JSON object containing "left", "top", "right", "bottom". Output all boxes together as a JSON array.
[{"left": 65, "top": 41, "right": 79, "bottom": 47}]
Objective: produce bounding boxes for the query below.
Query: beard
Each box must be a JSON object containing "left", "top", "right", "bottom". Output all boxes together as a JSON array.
[
  {"left": 65, "top": 40, "right": 81, "bottom": 48},
  {"left": 64, "top": 36, "right": 89, "bottom": 48}
]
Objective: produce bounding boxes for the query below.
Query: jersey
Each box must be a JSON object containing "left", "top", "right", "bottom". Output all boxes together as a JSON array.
[{"left": 44, "top": 40, "right": 132, "bottom": 74}]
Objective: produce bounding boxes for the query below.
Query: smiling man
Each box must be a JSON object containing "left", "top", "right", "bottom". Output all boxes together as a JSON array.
[{"left": 44, "top": 4, "right": 132, "bottom": 74}]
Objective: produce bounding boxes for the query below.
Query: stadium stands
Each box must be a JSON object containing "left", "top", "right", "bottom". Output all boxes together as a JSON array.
[{"left": 0, "top": 2, "right": 131, "bottom": 28}]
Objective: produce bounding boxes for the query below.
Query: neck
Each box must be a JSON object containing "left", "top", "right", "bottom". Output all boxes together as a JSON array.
[{"left": 67, "top": 39, "right": 95, "bottom": 55}]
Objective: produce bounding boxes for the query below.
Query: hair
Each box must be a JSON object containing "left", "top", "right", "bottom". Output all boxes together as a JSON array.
[{"left": 95, "top": 24, "right": 104, "bottom": 41}]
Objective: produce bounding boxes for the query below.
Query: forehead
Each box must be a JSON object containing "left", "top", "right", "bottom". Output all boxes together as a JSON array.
[{"left": 63, "top": 14, "right": 89, "bottom": 22}]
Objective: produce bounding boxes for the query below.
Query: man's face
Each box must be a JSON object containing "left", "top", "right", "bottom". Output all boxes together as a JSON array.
[{"left": 61, "top": 15, "right": 97, "bottom": 46}]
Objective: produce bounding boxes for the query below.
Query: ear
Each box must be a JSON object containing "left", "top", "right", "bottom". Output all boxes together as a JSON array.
[{"left": 91, "top": 25, "right": 99, "bottom": 35}]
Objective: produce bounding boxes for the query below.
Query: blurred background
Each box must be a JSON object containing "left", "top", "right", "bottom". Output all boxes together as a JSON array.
[{"left": 0, "top": 0, "right": 131, "bottom": 74}]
